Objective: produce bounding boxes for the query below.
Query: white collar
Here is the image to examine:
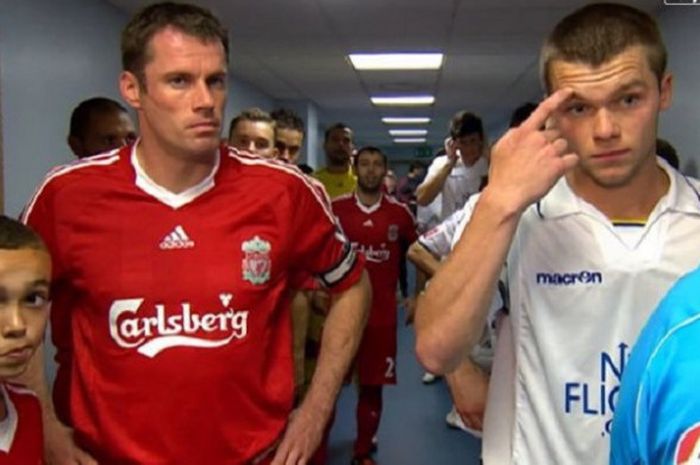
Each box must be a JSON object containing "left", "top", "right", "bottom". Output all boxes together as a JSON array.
[
  {"left": 535, "top": 158, "right": 700, "bottom": 220},
  {"left": 0, "top": 385, "right": 18, "bottom": 453},
  {"left": 354, "top": 192, "right": 383, "bottom": 214},
  {"left": 131, "top": 141, "right": 220, "bottom": 209}
]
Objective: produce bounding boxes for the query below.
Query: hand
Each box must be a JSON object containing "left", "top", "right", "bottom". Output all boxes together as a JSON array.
[
  {"left": 444, "top": 137, "right": 459, "bottom": 164},
  {"left": 44, "top": 417, "right": 98, "bottom": 465},
  {"left": 402, "top": 296, "right": 416, "bottom": 325},
  {"left": 271, "top": 406, "right": 326, "bottom": 465},
  {"left": 445, "top": 360, "right": 489, "bottom": 432},
  {"left": 486, "top": 88, "right": 578, "bottom": 214},
  {"left": 310, "top": 290, "right": 331, "bottom": 316}
]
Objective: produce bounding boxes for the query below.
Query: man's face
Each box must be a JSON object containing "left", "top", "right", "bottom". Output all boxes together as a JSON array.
[
  {"left": 324, "top": 127, "right": 353, "bottom": 166},
  {"left": 549, "top": 45, "right": 672, "bottom": 189},
  {"left": 229, "top": 120, "right": 277, "bottom": 159},
  {"left": 0, "top": 249, "right": 50, "bottom": 379},
  {"left": 275, "top": 128, "right": 304, "bottom": 164},
  {"left": 71, "top": 110, "right": 137, "bottom": 158},
  {"left": 122, "top": 27, "right": 227, "bottom": 159},
  {"left": 453, "top": 132, "right": 483, "bottom": 166},
  {"left": 355, "top": 151, "right": 387, "bottom": 193}
]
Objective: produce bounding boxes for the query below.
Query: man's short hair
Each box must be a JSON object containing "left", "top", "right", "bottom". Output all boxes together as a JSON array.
[
  {"left": 228, "top": 107, "right": 275, "bottom": 139},
  {"left": 324, "top": 123, "right": 351, "bottom": 143},
  {"left": 408, "top": 161, "right": 425, "bottom": 173},
  {"left": 509, "top": 102, "right": 538, "bottom": 128},
  {"left": 69, "top": 97, "right": 128, "bottom": 140},
  {"left": 270, "top": 108, "right": 305, "bottom": 134},
  {"left": 656, "top": 138, "right": 680, "bottom": 170},
  {"left": 122, "top": 2, "right": 229, "bottom": 86},
  {"left": 449, "top": 111, "right": 484, "bottom": 140},
  {"left": 540, "top": 3, "right": 666, "bottom": 93},
  {"left": 354, "top": 146, "right": 387, "bottom": 167},
  {"left": 0, "top": 216, "right": 46, "bottom": 251}
]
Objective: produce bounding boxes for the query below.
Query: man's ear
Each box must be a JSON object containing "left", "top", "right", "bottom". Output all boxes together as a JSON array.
[
  {"left": 659, "top": 72, "right": 673, "bottom": 111},
  {"left": 67, "top": 135, "right": 83, "bottom": 158},
  {"left": 120, "top": 71, "right": 143, "bottom": 109}
]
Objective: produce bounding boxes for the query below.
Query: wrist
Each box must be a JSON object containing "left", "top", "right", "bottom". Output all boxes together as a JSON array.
[{"left": 478, "top": 187, "right": 525, "bottom": 223}]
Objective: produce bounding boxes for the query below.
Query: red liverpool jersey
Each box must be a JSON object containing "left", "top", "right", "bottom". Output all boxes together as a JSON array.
[
  {"left": 332, "top": 193, "right": 417, "bottom": 326},
  {"left": 23, "top": 145, "right": 363, "bottom": 465},
  {"left": 0, "top": 384, "right": 43, "bottom": 465}
]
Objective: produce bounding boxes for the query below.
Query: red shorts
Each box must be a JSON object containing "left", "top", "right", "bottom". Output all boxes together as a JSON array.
[{"left": 355, "top": 324, "right": 397, "bottom": 385}]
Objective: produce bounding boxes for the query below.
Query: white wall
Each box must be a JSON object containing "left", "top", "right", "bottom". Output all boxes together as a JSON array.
[
  {"left": 657, "top": 6, "right": 700, "bottom": 176},
  {"left": 0, "top": 0, "right": 278, "bottom": 216},
  {"left": 0, "top": 0, "right": 128, "bottom": 216}
]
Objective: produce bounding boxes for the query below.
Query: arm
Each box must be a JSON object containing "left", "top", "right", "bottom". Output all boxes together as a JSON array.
[
  {"left": 445, "top": 358, "right": 489, "bottom": 431},
  {"left": 415, "top": 89, "right": 578, "bottom": 374},
  {"left": 407, "top": 241, "right": 440, "bottom": 277},
  {"left": 416, "top": 156, "right": 456, "bottom": 206},
  {"left": 272, "top": 271, "right": 371, "bottom": 465},
  {"left": 17, "top": 343, "right": 97, "bottom": 465}
]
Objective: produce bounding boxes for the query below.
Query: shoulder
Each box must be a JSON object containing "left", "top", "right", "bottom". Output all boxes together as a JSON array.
[
  {"left": 384, "top": 195, "right": 415, "bottom": 219},
  {"left": 22, "top": 149, "right": 123, "bottom": 221}
]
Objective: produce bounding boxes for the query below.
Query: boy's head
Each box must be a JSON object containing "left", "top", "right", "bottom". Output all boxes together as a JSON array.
[{"left": 0, "top": 216, "right": 50, "bottom": 380}]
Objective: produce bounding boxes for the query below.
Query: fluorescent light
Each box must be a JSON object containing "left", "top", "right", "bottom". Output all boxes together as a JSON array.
[
  {"left": 371, "top": 95, "right": 435, "bottom": 106},
  {"left": 382, "top": 117, "right": 431, "bottom": 124},
  {"left": 349, "top": 53, "right": 443, "bottom": 70},
  {"left": 394, "top": 138, "right": 427, "bottom": 144},
  {"left": 389, "top": 129, "right": 428, "bottom": 136}
]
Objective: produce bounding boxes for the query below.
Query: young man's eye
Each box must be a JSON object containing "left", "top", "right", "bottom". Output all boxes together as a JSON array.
[
  {"left": 620, "top": 94, "right": 640, "bottom": 107},
  {"left": 566, "top": 103, "right": 588, "bottom": 116},
  {"left": 24, "top": 292, "right": 49, "bottom": 308},
  {"left": 169, "top": 76, "right": 189, "bottom": 87},
  {"left": 208, "top": 75, "right": 227, "bottom": 89}
]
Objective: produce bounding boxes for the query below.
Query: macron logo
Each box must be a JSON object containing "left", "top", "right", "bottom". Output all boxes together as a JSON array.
[
  {"left": 159, "top": 225, "right": 195, "bottom": 250},
  {"left": 536, "top": 271, "right": 603, "bottom": 286}
]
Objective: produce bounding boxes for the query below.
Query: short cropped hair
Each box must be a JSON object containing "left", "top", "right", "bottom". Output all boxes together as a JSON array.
[
  {"left": 0, "top": 216, "right": 46, "bottom": 251},
  {"left": 69, "top": 97, "right": 128, "bottom": 140},
  {"left": 122, "top": 2, "right": 229, "bottom": 85},
  {"left": 270, "top": 108, "right": 305, "bottom": 134},
  {"left": 228, "top": 107, "right": 275, "bottom": 138},
  {"left": 540, "top": 3, "right": 666, "bottom": 93},
  {"left": 354, "top": 146, "right": 387, "bottom": 168},
  {"left": 324, "top": 123, "right": 352, "bottom": 143},
  {"left": 449, "top": 111, "right": 484, "bottom": 140}
]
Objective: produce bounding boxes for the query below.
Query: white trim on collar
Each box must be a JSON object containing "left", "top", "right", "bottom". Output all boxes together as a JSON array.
[
  {"left": 131, "top": 142, "right": 220, "bottom": 209},
  {"left": 0, "top": 385, "right": 18, "bottom": 453},
  {"left": 536, "top": 158, "right": 700, "bottom": 220},
  {"left": 354, "top": 192, "right": 383, "bottom": 214}
]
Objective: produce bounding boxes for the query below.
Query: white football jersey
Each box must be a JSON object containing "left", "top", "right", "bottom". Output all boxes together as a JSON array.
[{"left": 452, "top": 160, "right": 700, "bottom": 465}]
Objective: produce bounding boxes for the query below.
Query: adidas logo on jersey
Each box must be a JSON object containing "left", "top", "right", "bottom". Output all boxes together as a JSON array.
[
  {"left": 159, "top": 225, "right": 195, "bottom": 250},
  {"left": 363, "top": 219, "right": 374, "bottom": 227}
]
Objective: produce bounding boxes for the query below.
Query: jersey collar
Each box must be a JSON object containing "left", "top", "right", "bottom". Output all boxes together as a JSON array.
[
  {"left": 354, "top": 192, "right": 383, "bottom": 214},
  {"left": 0, "top": 385, "right": 18, "bottom": 453},
  {"left": 536, "top": 158, "right": 700, "bottom": 220},
  {"left": 131, "top": 141, "right": 220, "bottom": 209}
]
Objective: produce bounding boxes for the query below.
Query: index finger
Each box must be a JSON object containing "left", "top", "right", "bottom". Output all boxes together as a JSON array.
[{"left": 520, "top": 88, "right": 574, "bottom": 133}]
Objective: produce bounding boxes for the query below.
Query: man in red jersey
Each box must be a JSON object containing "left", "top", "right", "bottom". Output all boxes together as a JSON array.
[
  {"left": 20, "top": 3, "right": 370, "bottom": 465},
  {"left": 332, "top": 147, "right": 418, "bottom": 465}
]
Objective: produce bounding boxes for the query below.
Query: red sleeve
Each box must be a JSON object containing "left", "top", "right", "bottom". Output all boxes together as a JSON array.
[{"left": 291, "top": 178, "right": 364, "bottom": 294}]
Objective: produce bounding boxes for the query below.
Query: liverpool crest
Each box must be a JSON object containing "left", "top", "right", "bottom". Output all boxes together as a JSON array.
[{"left": 242, "top": 236, "right": 272, "bottom": 285}]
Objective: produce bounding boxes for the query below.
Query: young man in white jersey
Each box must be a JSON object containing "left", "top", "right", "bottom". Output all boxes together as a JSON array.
[
  {"left": 20, "top": 3, "right": 370, "bottom": 465},
  {"left": 416, "top": 3, "right": 700, "bottom": 465}
]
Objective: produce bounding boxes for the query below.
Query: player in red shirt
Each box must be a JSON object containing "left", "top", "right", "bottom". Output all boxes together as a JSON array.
[
  {"left": 20, "top": 4, "right": 370, "bottom": 465},
  {"left": 0, "top": 216, "right": 51, "bottom": 465},
  {"left": 332, "top": 147, "right": 418, "bottom": 465}
]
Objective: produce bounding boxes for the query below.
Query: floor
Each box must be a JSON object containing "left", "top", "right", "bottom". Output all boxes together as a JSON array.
[{"left": 326, "top": 321, "right": 482, "bottom": 465}]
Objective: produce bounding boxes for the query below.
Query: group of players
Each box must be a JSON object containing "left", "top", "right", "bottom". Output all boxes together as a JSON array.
[{"left": 1, "top": 2, "right": 699, "bottom": 465}]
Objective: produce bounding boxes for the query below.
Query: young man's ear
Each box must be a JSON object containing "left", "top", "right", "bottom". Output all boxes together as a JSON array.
[
  {"left": 67, "top": 135, "right": 83, "bottom": 158},
  {"left": 120, "top": 71, "right": 143, "bottom": 109},
  {"left": 659, "top": 72, "right": 673, "bottom": 111}
]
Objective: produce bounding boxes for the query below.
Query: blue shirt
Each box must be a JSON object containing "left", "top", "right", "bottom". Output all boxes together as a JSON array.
[{"left": 611, "top": 266, "right": 700, "bottom": 465}]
